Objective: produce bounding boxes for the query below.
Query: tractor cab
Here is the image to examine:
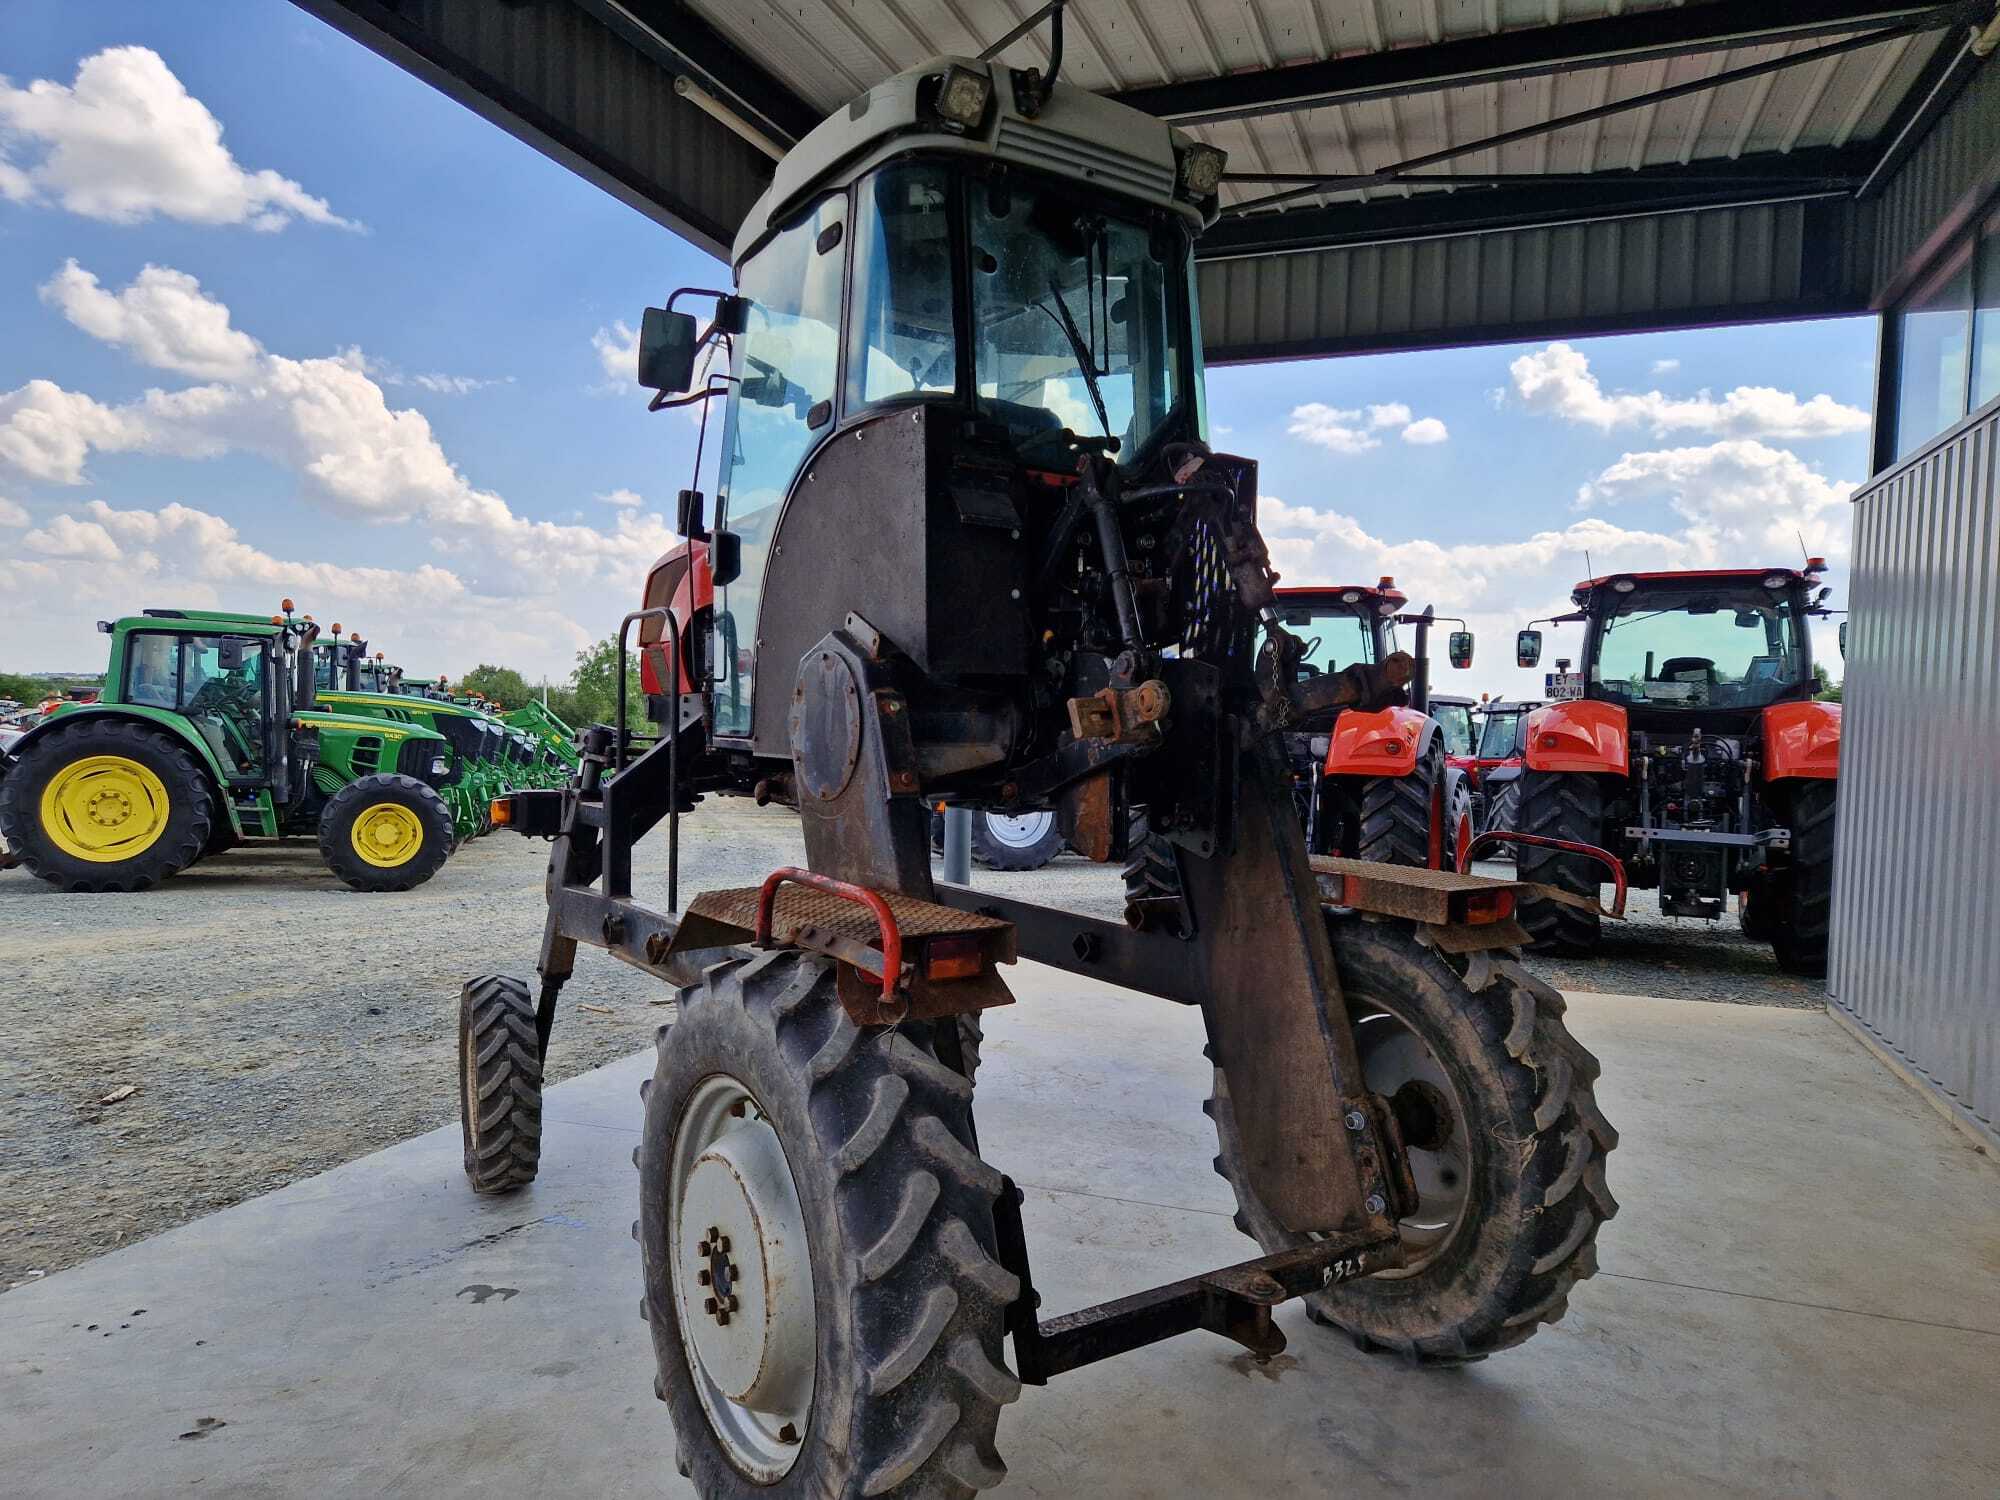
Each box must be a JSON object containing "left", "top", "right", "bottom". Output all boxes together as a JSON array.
[
  {"left": 1265, "top": 581, "right": 1405, "bottom": 692},
  {"left": 116, "top": 612, "right": 296, "bottom": 799},
  {"left": 635, "top": 53, "right": 1221, "bottom": 761},
  {"left": 1519, "top": 565, "right": 1831, "bottom": 733}
]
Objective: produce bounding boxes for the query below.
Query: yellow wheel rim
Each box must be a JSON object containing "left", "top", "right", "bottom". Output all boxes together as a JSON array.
[
  {"left": 40, "top": 755, "right": 171, "bottom": 863},
  {"left": 351, "top": 803, "right": 425, "bottom": 868}
]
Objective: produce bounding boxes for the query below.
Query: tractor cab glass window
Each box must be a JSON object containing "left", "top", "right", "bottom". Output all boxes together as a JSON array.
[
  {"left": 1477, "top": 709, "right": 1523, "bottom": 760},
  {"left": 178, "top": 634, "right": 269, "bottom": 774},
  {"left": 1264, "top": 606, "right": 1376, "bottom": 681},
  {"left": 125, "top": 632, "right": 179, "bottom": 709},
  {"left": 714, "top": 194, "right": 846, "bottom": 739},
  {"left": 1434, "top": 702, "right": 1474, "bottom": 756},
  {"left": 1592, "top": 587, "right": 1805, "bottom": 710},
  {"left": 847, "top": 163, "right": 957, "bottom": 408},
  {"left": 969, "top": 182, "right": 1182, "bottom": 464}
]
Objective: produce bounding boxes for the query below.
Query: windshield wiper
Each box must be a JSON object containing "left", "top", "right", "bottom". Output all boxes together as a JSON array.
[{"left": 1040, "top": 276, "right": 1112, "bottom": 441}]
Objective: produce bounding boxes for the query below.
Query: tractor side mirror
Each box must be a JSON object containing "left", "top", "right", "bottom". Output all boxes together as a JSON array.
[
  {"left": 711, "top": 529, "right": 742, "bottom": 588},
  {"left": 1516, "top": 629, "right": 1543, "bottom": 668},
  {"left": 1448, "top": 631, "right": 1474, "bottom": 670},
  {"left": 637, "top": 306, "right": 698, "bottom": 393},
  {"left": 1838, "top": 620, "right": 1847, "bottom": 660},
  {"left": 677, "top": 488, "right": 709, "bottom": 542}
]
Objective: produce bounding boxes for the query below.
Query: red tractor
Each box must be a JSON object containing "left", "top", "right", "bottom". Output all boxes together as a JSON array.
[
  {"left": 1264, "top": 584, "right": 1477, "bottom": 870},
  {"left": 1512, "top": 564, "right": 1841, "bottom": 973},
  {"left": 1465, "top": 696, "right": 1542, "bottom": 851}
]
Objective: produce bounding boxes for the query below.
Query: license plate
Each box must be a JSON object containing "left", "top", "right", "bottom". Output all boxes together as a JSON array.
[{"left": 1545, "top": 671, "right": 1585, "bottom": 701}]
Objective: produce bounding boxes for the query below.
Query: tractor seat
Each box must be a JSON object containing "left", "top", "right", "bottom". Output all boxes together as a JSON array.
[{"left": 1658, "top": 657, "right": 1718, "bottom": 683}]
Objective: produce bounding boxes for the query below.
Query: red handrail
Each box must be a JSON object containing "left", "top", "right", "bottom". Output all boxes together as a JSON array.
[
  {"left": 1460, "top": 831, "right": 1628, "bottom": 919},
  {"left": 755, "top": 867, "right": 904, "bottom": 1006}
]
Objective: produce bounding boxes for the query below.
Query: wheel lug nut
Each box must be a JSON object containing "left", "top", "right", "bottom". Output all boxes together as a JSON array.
[
  {"left": 697, "top": 1269, "right": 710, "bottom": 1286},
  {"left": 703, "top": 1297, "right": 718, "bottom": 1314},
  {"left": 1364, "top": 1193, "right": 1388, "bottom": 1216},
  {"left": 1344, "top": 1110, "right": 1367, "bottom": 1131},
  {"left": 717, "top": 1235, "right": 730, "bottom": 1253},
  {"left": 726, "top": 1295, "right": 739, "bottom": 1312},
  {"left": 696, "top": 1240, "right": 710, "bottom": 1257}
]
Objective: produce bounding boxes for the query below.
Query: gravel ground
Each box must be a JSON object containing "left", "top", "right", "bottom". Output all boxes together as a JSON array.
[{"left": 0, "top": 801, "right": 1815, "bottom": 1289}]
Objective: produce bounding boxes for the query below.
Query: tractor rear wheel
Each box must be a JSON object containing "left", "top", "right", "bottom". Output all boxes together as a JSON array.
[
  {"left": 459, "top": 975, "right": 543, "bottom": 1194},
  {"left": 1209, "top": 916, "right": 1617, "bottom": 1364},
  {"left": 1481, "top": 773, "right": 1522, "bottom": 852},
  {"left": 318, "top": 773, "right": 453, "bottom": 891},
  {"left": 638, "top": 951, "right": 1018, "bottom": 1497},
  {"left": 1770, "top": 781, "right": 1836, "bottom": 977},
  {"left": 0, "top": 719, "right": 213, "bottom": 892},
  {"left": 1515, "top": 770, "right": 1603, "bottom": 953},
  {"left": 1355, "top": 742, "right": 1444, "bottom": 868},
  {"left": 969, "top": 810, "right": 1063, "bottom": 870}
]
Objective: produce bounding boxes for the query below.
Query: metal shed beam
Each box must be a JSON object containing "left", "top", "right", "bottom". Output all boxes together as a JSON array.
[{"left": 1111, "top": 0, "right": 1978, "bottom": 127}]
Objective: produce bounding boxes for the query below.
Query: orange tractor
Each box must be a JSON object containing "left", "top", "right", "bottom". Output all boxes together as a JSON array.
[{"left": 1512, "top": 563, "right": 1840, "bottom": 973}]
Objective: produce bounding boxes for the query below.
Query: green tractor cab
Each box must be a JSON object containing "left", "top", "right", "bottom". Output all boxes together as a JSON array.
[{"left": 0, "top": 605, "right": 456, "bottom": 892}]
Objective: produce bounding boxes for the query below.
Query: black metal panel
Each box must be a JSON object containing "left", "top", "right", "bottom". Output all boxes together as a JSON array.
[
  {"left": 1110, "top": 1, "right": 1969, "bottom": 126},
  {"left": 750, "top": 407, "right": 1028, "bottom": 755}
]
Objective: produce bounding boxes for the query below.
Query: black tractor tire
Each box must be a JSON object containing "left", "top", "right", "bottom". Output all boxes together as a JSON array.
[
  {"left": 1770, "top": 781, "right": 1836, "bottom": 977},
  {"left": 1210, "top": 916, "right": 1617, "bottom": 1364},
  {"left": 1355, "top": 741, "right": 1445, "bottom": 868},
  {"left": 639, "top": 951, "right": 1019, "bottom": 1498},
  {"left": 1515, "top": 770, "right": 1604, "bottom": 954},
  {"left": 318, "top": 773, "right": 454, "bottom": 892},
  {"left": 969, "top": 810, "right": 1064, "bottom": 871},
  {"left": 1120, "top": 810, "right": 1191, "bottom": 936},
  {"left": 459, "top": 974, "right": 543, "bottom": 1194},
  {"left": 0, "top": 719, "right": 214, "bottom": 892},
  {"left": 1481, "top": 774, "right": 1522, "bottom": 853},
  {"left": 198, "top": 818, "right": 239, "bottom": 862},
  {"left": 1444, "top": 769, "right": 1474, "bottom": 873}
]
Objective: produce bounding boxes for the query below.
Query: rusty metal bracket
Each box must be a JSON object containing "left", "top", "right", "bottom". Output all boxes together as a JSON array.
[
  {"left": 1461, "top": 830, "right": 1629, "bottom": 919},
  {"left": 1066, "top": 678, "right": 1170, "bottom": 743},
  {"left": 994, "top": 1177, "right": 1402, "bottom": 1385}
]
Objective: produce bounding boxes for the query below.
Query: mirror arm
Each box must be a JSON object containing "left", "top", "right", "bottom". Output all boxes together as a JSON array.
[{"left": 650, "top": 378, "right": 735, "bottom": 414}]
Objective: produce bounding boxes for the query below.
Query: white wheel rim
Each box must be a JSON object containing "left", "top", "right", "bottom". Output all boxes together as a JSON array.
[
  {"left": 668, "top": 1073, "right": 815, "bottom": 1479},
  {"left": 983, "top": 811, "right": 1055, "bottom": 849},
  {"left": 1350, "top": 1009, "right": 1471, "bottom": 1273}
]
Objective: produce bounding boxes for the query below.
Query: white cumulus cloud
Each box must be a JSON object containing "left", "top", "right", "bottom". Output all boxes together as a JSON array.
[
  {"left": 0, "top": 496, "right": 28, "bottom": 527},
  {"left": 1289, "top": 400, "right": 1448, "bottom": 453},
  {"left": 598, "top": 488, "right": 643, "bottom": 509},
  {"left": 1401, "top": 417, "right": 1448, "bottom": 445},
  {"left": 1366, "top": 402, "right": 1412, "bottom": 429},
  {"left": 1575, "top": 439, "right": 1854, "bottom": 563},
  {"left": 40, "top": 260, "right": 263, "bottom": 381},
  {"left": 1510, "top": 342, "right": 1868, "bottom": 440},
  {"left": 593, "top": 321, "right": 639, "bottom": 387},
  {"left": 0, "top": 47, "right": 356, "bottom": 231},
  {"left": 1651, "top": 358, "right": 1681, "bottom": 375}
]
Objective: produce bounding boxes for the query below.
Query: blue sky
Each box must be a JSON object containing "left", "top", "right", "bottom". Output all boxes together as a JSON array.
[{"left": 2, "top": 1, "right": 1872, "bottom": 692}]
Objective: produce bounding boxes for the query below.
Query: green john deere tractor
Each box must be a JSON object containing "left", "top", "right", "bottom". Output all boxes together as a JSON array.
[
  {"left": 0, "top": 606, "right": 458, "bottom": 892},
  {"left": 504, "top": 698, "right": 580, "bottom": 771}
]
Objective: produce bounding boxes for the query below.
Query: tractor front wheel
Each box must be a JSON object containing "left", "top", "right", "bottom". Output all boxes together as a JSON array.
[
  {"left": 459, "top": 975, "right": 543, "bottom": 1194},
  {"left": 1515, "top": 770, "right": 1604, "bottom": 953},
  {"left": 1210, "top": 915, "right": 1617, "bottom": 1363},
  {"left": 318, "top": 773, "right": 453, "bottom": 891},
  {"left": 639, "top": 951, "right": 1018, "bottom": 1497},
  {"left": 0, "top": 719, "right": 214, "bottom": 892}
]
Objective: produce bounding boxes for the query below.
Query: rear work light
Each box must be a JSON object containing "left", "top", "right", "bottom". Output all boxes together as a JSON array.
[
  {"left": 490, "top": 798, "right": 512, "bottom": 828},
  {"left": 1459, "top": 888, "right": 1515, "bottom": 924}
]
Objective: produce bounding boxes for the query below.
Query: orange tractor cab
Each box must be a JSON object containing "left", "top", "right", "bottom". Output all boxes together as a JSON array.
[
  {"left": 1511, "top": 563, "right": 1841, "bottom": 973},
  {"left": 1265, "top": 581, "right": 1478, "bottom": 871}
]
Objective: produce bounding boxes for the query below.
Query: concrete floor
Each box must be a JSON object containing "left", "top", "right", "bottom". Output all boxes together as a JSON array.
[{"left": 3, "top": 970, "right": 1996, "bottom": 1499}]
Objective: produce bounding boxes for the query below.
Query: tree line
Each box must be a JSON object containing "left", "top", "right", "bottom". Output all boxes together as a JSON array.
[{"left": 455, "top": 634, "right": 644, "bottom": 729}]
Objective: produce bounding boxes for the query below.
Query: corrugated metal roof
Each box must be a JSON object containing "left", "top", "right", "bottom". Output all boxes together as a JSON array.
[{"left": 681, "top": 1, "right": 1944, "bottom": 216}]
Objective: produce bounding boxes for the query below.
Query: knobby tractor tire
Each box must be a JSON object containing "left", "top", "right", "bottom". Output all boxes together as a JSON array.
[
  {"left": 1481, "top": 775, "right": 1522, "bottom": 851},
  {"left": 1515, "top": 770, "right": 1604, "bottom": 954},
  {"left": 1210, "top": 915, "right": 1617, "bottom": 1364},
  {"left": 968, "top": 810, "right": 1064, "bottom": 871},
  {"left": 317, "top": 772, "right": 454, "bottom": 892},
  {"left": 639, "top": 951, "right": 1018, "bottom": 1499},
  {"left": 459, "top": 974, "right": 543, "bottom": 1194},
  {"left": 0, "top": 718, "right": 213, "bottom": 892},
  {"left": 1355, "top": 741, "right": 1444, "bottom": 868},
  {"left": 1770, "top": 780, "right": 1836, "bottom": 977},
  {"left": 1120, "top": 810, "right": 1192, "bottom": 937}
]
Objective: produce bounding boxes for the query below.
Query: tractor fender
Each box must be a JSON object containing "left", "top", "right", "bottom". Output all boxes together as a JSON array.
[
  {"left": 1522, "top": 700, "right": 1628, "bottom": 776},
  {"left": 4, "top": 705, "right": 244, "bottom": 833},
  {"left": 1323, "top": 705, "right": 1434, "bottom": 777},
  {"left": 1762, "top": 700, "right": 1839, "bottom": 780},
  {"left": 639, "top": 539, "right": 712, "bottom": 696}
]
